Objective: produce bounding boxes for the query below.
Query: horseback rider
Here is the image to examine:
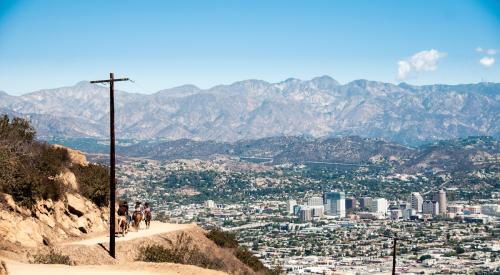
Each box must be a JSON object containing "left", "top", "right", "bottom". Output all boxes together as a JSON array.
[
  {"left": 144, "top": 202, "right": 152, "bottom": 216},
  {"left": 144, "top": 202, "right": 152, "bottom": 228},
  {"left": 116, "top": 200, "right": 130, "bottom": 235},
  {"left": 118, "top": 200, "right": 129, "bottom": 219},
  {"left": 134, "top": 201, "right": 143, "bottom": 215}
]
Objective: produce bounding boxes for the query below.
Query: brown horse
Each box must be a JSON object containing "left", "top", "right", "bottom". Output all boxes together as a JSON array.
[
  {"left": 132, "top": 211, "right": 143, "bottom": 230},
  {"left": 117, "top": 216, "right": 128, "bottom": 236},
  {"left": 145, "top": 211, "right": 152, "bottom": 229}
]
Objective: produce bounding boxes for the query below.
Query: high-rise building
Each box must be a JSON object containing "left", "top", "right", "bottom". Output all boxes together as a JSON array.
[
  {"left": 345, "top": 197, "right": 357, "bottom": 210},
  {"left": 371, "top": 198, "right": 388, "bottom": 216},
  {"left": 360, "top": 197, "right": 372, "bottom": 210},
  {"left": 204, "top": 200, "right": 215, "bottom": 209},
  {"left": 403, "top": 208, "right": 417, "bottom": 220},
  {"left": 410, "top": 192, "right": 423, "bottom": 213},
  {"left": 293, "top": 204, "right": 302, "bottom": 215},
  {"left": 433, "top": 189, "right": 447, "bottom": 215},
  {"left": 422, "top": 200, "right": 439, "bottom": 216},
  {"left": 288, "top": 199, "right": 297, "bottom": 214},
  {"left": 307, "top": 196, "right": 323, "bottom": 206},
  {"left": 310, "top": 205, "right": 324, "bottom": 218},
  {"left": 323, "top": 191, "right": 346, "bottom": 217},
  {"left": 299, "top": 206, "right": 313, "bottom": 222}
]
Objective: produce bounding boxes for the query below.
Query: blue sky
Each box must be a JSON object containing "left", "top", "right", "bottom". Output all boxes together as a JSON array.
[{"left": 0, "top": 0, "right": 499, "bottom": 95}]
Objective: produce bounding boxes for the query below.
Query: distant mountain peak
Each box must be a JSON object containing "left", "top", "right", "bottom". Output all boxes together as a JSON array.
[
  {"left": 309, "top": 75, "right": 340, "bottom": 89},
  {"left": 282, "top": 77, "right": 301, "bottom": 83}
]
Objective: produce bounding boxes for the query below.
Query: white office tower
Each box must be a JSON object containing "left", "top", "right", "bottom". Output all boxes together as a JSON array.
[
  {"left": 307, "top": 196, "right": 323, "bottom": 206},
  {"left": 204, "top": 200, "right": 215, "bottom": 209},
  {"left": 410, "top": 192, "right": 423, "bottom": 213},
  {"left": 433, "top": 189, "right": 447, "bottom": 215},
  {"left": 371, "top": 198, "right": 388, "bottom": 217},
  {"left": 323, "top": 191, "right": 346, "bottom": 217},
  {"left": 288, "top": 199, "right": 297, "bottom": 214},
  {"left": 422, "top": 200, "right": 439, "bottom": 216}
]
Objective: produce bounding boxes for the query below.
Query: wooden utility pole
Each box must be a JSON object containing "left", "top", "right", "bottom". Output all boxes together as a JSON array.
[
  {"left": 392, "top": 237, "right": 397, "bottom": 275},
  {"left": 90, "top": 73, "right": 129, "bottom": 258}
]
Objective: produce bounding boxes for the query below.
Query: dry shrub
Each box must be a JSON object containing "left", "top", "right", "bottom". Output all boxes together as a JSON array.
[
  {"left": 31, "top": 249, "right": 72, "bottom": 265},
  {"left": 137, "top": 232, "right": 223, "bottom": 270}
]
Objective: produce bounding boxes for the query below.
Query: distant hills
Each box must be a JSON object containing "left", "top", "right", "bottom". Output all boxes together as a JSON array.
[
  {"left": 52, "top": 136, "right": 500, "bottom": 174},
  {"left": 1, "top": 76, "right": 499, "bottom": 144}
]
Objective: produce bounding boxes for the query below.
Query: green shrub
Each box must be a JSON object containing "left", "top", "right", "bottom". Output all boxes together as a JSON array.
[
  {"left": 0, "top": 116, "right": 108, "bottom": 208},
  {"left": 419, "top": 254, "right": 432, "bottom": 262},
  {"left": 31, "top": 250, "right": 72, "bottom": 265},
  {"left": 206, "top": 228, "right": 239, "bottom": 248},
  {"left": 235, "top": 246, "right": 267, "bottom": 272},
  {"left": 0, "top": 116, "right": 68, "bottom": 207},
  {"left": 455, "top": 245, "right": 465, "bottom": 254},
  {"left": 444, "top": 251, "right": 458, "bottom": 257},
  {"left": 71, "top": 164, "right": 109, "bottom": 207}
]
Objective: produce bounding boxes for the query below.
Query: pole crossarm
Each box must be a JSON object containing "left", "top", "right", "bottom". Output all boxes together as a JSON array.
[{"left": 90, "top": 78, "right": 129, "bottom": 83}]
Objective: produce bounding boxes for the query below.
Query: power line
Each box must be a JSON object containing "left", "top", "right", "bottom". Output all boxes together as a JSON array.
[{"left": 129, "top": 79, "right": 156, "bottom": 94}]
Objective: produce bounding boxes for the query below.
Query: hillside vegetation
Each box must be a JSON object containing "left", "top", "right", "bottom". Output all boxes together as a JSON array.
[{"left": 0, "top": 115, "right": 109, "bottom": 207}]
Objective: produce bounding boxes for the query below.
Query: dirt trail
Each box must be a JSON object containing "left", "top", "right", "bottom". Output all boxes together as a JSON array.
[
  {"left": 65, "top": 221, "right": 195, "bottom": 246},
  {"left": 1, "top": 222, "right": 229, "bottom": 275},
  {"left": 3, "top": 259, "right": 227, "bottom": 275}
]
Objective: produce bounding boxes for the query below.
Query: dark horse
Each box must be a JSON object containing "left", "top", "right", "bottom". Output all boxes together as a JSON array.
[
  {"left": 132, "top": 211, "right": 143, "bottom": 231},
  {"left": 144, "top": 211, "right": 152, "bottom": 229}
]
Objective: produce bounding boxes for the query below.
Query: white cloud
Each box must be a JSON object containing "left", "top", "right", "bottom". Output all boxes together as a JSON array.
[
  {"left": 476, "top": 47, "right": 497, "bottom": 55},
  {"left": 397, "top": 60, "right": 411, "bottom": 80},
  {"left": 479, "top": 56, "right": 495, "bottom": 67},
  {"left": 397, "top": 49, "right": 447, "bottom": 80}
]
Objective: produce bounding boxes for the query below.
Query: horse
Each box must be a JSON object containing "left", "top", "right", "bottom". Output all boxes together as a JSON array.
[
  {"left": 144, "top": 211, "right": 152, "bottom": 229},
  {"left": 132, "top": 211, "right": 143, "bottom": 230},
  {"left": 117, "top": 215, "right": 128, "bottom": 237}
]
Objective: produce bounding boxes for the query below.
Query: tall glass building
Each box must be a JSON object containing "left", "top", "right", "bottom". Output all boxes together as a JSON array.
[{"left": 323, "top": 191, "right": 346, "bottom": 217}]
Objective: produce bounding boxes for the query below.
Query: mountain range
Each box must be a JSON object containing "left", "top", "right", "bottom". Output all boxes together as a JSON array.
[{"left": 1, "top": 76, "right": 499, "bottom": 144}]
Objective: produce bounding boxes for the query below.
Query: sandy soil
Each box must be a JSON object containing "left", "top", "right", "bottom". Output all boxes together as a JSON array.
[
  {"left": 2, "top": 259, "right": 227, "bottom": 275},
  {"left": 1, "top": 222, "right": 230, "bottom": 275},
  {"left": 66, "top": 221, "right": 195, "bottom": 246}
]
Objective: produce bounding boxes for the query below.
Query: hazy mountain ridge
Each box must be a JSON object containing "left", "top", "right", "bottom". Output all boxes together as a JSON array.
[{"left": 1, "top": 76, "right": 499, "bottom": 144}]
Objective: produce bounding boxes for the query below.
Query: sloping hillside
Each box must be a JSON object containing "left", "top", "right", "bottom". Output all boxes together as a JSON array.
[{"left": 0, "top": 116, "right": 275, "bottom": 274}]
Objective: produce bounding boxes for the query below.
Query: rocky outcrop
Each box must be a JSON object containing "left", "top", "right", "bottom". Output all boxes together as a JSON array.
[
  {"left": 0, "top": 192, "right": 108, "bottom": 248},
  {"left": 52, "top": 144, "right": 89, "bottom": 167},
  {"left": 54, "top": 170, "right": 79, "bottom": 191},
  {"left": 66, "top": 193, "right": 86, "bottom": 217}
]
